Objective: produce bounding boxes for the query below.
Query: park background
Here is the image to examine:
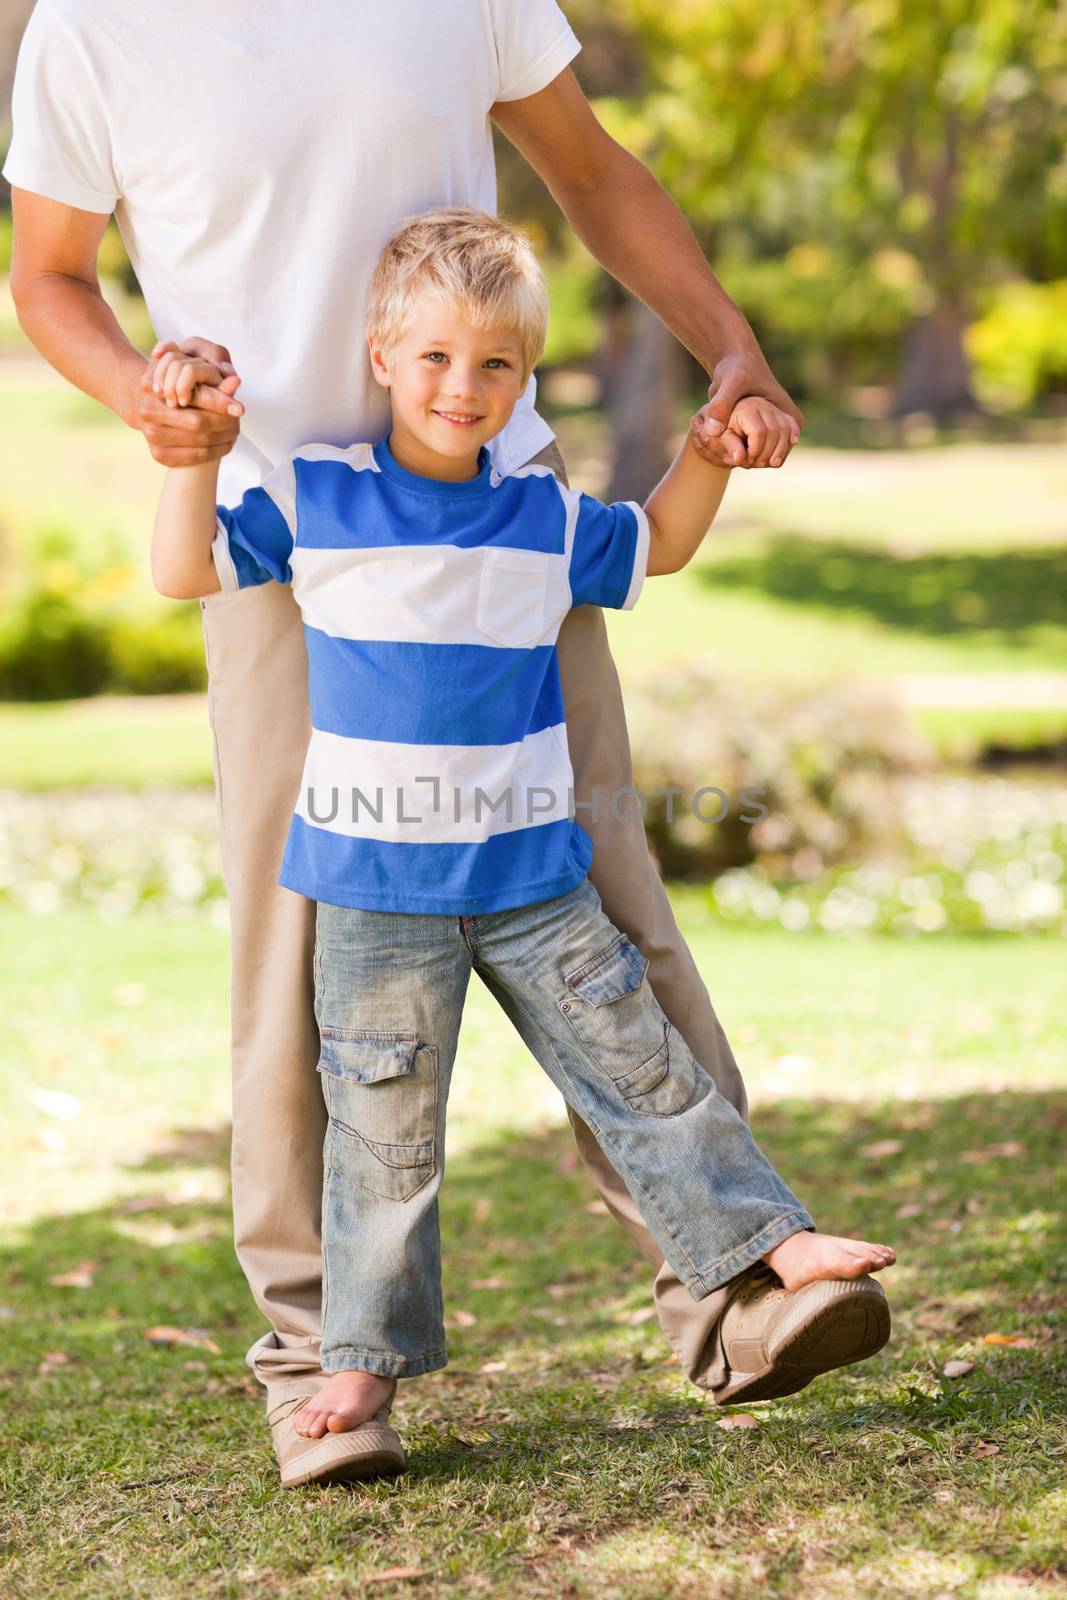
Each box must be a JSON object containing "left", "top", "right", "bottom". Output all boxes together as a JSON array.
[{"left": 0, "top": 2, "right": 1064, "bottom": 1597}]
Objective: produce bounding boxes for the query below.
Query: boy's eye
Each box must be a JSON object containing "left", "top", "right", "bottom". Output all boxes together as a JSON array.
[{"left": 422, "top": 352, "right": 511, "bottom": 368}]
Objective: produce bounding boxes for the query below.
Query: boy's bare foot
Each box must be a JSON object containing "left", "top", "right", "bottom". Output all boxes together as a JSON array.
[
  {"left": 292, "top": 1371, "right": 395, "bottom": 1438},
  {"left": 763, "top": 1230, "right": 896, "bottom": 1291}
]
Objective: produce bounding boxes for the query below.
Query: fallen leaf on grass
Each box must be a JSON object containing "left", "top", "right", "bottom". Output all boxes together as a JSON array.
[
  {"left": 716, "top": 1413, "right": 759, "bottom": 1430},
  {"left": 480, "top": 1360, "right": 508, "bottom": 1373},
  {"left": 144, "top": 1326, "right": 221, "bottom": 1355},
  {"left": 943, "top": 1360, "right": 975, "bottom": 1378},
  {"left": 981, "top": 1333, "right": 1036, "bottom": 1348},
  {"left": 469, "top": 1277, "right": 510, "bottom": 1290},
  {"left": 472, "top": 1196, "right": 492, "bottom": 1222},
  {"left": 49, "top": 1261, "right": 96, "bottom": 1289},
  {"left": 973, "top": 1440, "right": 1000, "bottom": 1458},
  {"left": 960, "top": 1141, "right": 1024, "bottom": 1164},
  {"left": 38, "top": 1351, "right": 72, "bottom": 1375},
  {"left": 858, "top": 1140, "right": 904, "bottom": 1159},
  {"left": 366, "top": 1569, "right": 427, "bottom": 1585},
  {"left": 614, "top": 1306, "right": 655, "bottom": 1326},
  {"left": 895, "top": 1203, "right": 923, "bottom": 1219},
  {"left": 444, "top": 1310, "right": 477, "bottom": 1329}
]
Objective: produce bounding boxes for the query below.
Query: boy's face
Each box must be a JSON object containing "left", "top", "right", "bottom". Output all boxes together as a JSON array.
[{"left": 368, "top": 297, "right": 528, "bottom": 475}]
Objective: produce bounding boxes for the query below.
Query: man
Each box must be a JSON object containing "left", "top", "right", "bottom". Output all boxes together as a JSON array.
[{"left": 7, "top": 0, "right": 811, "bottom": 1486}]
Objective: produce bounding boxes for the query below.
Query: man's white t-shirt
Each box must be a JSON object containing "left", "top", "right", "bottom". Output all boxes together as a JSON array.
[{"left": 3, "top": 0, "right": 581, "bottom": 501}]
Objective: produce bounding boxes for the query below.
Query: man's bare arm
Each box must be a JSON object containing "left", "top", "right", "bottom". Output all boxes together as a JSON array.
[
  {"left": 491, "top": 69, "right": 802, "bottom": 468},
  {"left": 9, "top": 189, "right": 241, "bottom": 466}
]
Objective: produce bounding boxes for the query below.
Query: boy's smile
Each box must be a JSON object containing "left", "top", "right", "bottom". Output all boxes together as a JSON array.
[{"left": 369, "top": 299, "right": 527, "bottom": 482}]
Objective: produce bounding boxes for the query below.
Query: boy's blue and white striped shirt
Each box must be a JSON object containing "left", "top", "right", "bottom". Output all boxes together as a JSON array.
[{"left": 212, "top": 435, "right": 650, "bottom": 914}]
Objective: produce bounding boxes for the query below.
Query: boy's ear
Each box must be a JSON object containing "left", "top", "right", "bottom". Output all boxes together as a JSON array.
[{"left": 367, "top": 333, "right": 391, "bottom": 389}]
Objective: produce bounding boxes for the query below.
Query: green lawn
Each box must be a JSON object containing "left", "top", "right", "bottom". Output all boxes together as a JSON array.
[{"left": 2, "top": 905, "right": 1064, "bottom": 1598}]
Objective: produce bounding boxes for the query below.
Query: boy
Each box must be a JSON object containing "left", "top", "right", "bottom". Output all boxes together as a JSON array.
[{"left": 151, "top": 206, "right": 895, "bottom": 1484}]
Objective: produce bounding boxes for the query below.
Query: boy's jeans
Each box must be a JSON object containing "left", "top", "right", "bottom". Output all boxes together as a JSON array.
[{"left": 314, "top": 876, "right": 814, "bottom": 1376}]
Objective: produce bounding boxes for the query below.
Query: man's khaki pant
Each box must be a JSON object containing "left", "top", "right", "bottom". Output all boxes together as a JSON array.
[{"left": 201, "top": 439, "right": 749, "bottom": 1406}]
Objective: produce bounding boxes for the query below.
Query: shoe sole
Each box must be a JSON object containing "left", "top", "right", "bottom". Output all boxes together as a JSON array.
[
  {"left": 714, "top": 1276, "right": 891, "bottom": 1405},
  {"left": 282, "top": 1445, "right": 405, "bottom": 1489},
  {"left": 278, "top": 1420, "right": 406, "bottom": 1489}
]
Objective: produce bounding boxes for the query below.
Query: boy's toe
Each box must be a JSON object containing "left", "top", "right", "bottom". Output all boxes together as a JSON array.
[{"left": 326, "top": 1409, "right": 362, "bottom": 1433}]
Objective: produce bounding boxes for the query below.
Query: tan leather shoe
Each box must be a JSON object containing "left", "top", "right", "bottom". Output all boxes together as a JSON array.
[
  {"left": 269, "top": 1377, "right": 405, "bottom": 1488},
  {"left": 713, "top": 1266, "right": 891, "bottom": 1405}
]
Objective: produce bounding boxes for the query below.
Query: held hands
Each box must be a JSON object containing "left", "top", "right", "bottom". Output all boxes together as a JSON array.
[
  {"left": 136, "top": 337, "right": 244, "bottom": 467},
  {"left": 689, "top": 348, "right": 803, "bottom": 469},
  {"left": 691, "top": 395, "right": 798, "bottom": 471}
]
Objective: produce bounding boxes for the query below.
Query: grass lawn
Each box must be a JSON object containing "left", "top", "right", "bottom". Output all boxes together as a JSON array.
[{"left": 2, "top": 904, "right": 1064, "bottom": 1599}]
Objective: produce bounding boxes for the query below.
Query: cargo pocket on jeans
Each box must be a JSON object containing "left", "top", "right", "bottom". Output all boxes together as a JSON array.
[
  {"left": 560, "top": 934, "right": 698, "bottom": 1117},
  {"left": 317, "top": 1029, "right": 438, "bottom": 1201}
]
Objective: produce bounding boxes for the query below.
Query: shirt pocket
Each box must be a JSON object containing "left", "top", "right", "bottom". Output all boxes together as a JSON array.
[
  {"left": 477, "top": 547, "right": 549, "bottom": 648},
  {"left": 317, "top": 1029, "right": 438, "bottom": 1202}
]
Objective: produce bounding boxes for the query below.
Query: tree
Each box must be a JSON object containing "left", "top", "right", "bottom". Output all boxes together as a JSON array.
[{"left": 610, "top": 0, "right": 1067, "bottom": 417}]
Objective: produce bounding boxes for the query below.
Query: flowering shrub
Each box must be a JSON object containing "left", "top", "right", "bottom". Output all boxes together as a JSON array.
[{"left": 627, "top": 664, "right": 935, "bottom": 878}]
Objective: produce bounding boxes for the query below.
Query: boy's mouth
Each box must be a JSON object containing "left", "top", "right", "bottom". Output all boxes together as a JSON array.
[{"left": 433, "top": 410, "right": 483, "bottom": 427}]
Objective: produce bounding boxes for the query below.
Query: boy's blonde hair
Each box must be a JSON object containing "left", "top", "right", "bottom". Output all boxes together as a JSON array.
[{"left": 365, "top": 206, "right": 548, "bottom": 382}]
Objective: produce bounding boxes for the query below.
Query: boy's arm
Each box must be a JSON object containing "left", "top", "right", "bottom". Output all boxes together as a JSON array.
[
  {"left": 152, "top": 458, "right": 223, "bottom": 599},
  {"left": 643, "top": 397, "right": 794, "bottom": 576}
]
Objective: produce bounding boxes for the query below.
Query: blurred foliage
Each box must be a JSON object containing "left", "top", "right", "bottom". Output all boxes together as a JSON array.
[
  {"left": 0, "top": 527, "right": 205, "bottom": 699},
  {"left": 625, "top": 662, "right": 933, "bottom": 878},
  {"left": 607, "top": 0, "right": 1067, "bottom": 277},
  {"left": 713, "top": 245, "right": 922, "bottom": 396},
  {"left": 967, "top": 277, "right": 1067, "bottom": 409},
  {"left": 580, "top": 0, "right": 1067, "bottom": 408}
]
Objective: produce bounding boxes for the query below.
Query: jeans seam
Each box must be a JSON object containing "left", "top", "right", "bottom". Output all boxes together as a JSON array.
[
  {"left": 687, "top": 1208, "right": 816, "bottom": 1298},
  {"left": 322, "top": 1346, "right": 448, "bottom": 1378}
]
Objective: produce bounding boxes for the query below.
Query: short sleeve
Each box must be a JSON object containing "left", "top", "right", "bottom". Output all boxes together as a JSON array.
[
  {"left": 568, "top": 494, "right": 651, "bottom": 612},
  {"left": 212, "top": 458, "right": 298, "bottom": 591},
  {"left": 488, "top": 0, "right": 582, "bottom": 103},
  {"left": 1, "top": 1, "right": 119, "bottom": 212}
]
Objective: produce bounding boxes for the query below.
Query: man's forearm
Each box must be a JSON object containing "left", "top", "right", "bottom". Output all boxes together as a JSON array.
[
  {"left": 556, "top": 147, "right": 759, "bottom": 376},
  {"left": 14, "top": 272, "right": 145, "bottom": 427}
]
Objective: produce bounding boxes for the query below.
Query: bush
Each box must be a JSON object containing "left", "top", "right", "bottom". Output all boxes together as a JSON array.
[
  {"left": 967, "top": 279, "right": 1067, "bottom": 411},
  {"left": 625, "top": 663, "right": 935, "bottom": 880},
  {"left": 0, "top": 538, "right": 206, "bottom": 699}
]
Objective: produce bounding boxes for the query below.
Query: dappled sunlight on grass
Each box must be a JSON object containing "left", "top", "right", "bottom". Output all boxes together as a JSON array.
[{"left": 1, "top": 904, "right": 1064, "bottom": 1595}]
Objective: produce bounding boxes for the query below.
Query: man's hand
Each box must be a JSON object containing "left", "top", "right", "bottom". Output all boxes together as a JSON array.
[
  {"left": 136, "top": 337, "right": 244, "bottom": 467},
  {"left": 690, "top": 350, "right": 804, "bottom": 469}
]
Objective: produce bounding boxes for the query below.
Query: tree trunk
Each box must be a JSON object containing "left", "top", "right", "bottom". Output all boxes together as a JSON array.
[
  {"left": 604, "top": 295, "right": 691, "bottom": 503},
  {"left": 891, "top": 297, "right": 980, "bottom": 418}
]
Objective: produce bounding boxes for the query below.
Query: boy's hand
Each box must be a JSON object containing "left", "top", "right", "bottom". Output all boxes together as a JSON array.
[
  {"left": 689, "top": 348, "right": 803, "bottom": 468},
  {"left": 147, "top": 339, "right": 244, "bottom": 413},
  {"left": 689, "top": 396, "right": 796, "bottom": 470},
  {"left": 134, "top": 337, "right": 244, "bottom": 468}
]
